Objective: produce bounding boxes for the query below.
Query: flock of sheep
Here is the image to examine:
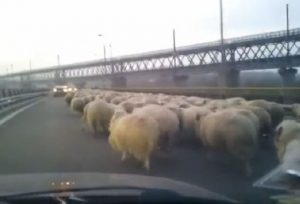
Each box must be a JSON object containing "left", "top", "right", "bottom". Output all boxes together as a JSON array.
[{"left": 63, "top": 89, "right": 300, "bottom": 176}]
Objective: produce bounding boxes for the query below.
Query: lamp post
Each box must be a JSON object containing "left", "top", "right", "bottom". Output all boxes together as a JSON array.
[
  {"left": 57, "top": 54, "right": 60, "bottom": 66},
  {"left": 97, "top": 34, "right": 106, "bottom": 61},
  {"left": 173, "top": 28, "right": 177, "bottom": 68},
  {"left": 219, "top": 0, "right": 225, "bottom": 63},
  {"left": 286, "top": 4, "right": 290, "bottom": 58}
]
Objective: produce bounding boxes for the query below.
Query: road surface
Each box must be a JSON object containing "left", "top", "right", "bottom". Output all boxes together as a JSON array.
[{"left": 0, "top": 97, "right": 282, "bottom": 203}]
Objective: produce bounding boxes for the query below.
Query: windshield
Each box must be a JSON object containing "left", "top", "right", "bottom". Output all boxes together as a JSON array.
[{"left": 0, "top": 0, "right": 300, "bottom": 203}]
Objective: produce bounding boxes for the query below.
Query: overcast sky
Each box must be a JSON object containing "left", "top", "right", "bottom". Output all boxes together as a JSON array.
[{"left": 0, "top": 0, "right": 299, "bottom": 74}]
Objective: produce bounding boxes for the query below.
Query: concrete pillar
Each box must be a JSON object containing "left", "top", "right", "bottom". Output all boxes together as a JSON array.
[
  {"left": 278, "top": 67, "right": 297, "bottom": 86},
  {"left": 278, "top": 67, "right": 297, "bottom": 103},
  {"left": 216, "top": 67, "right": 239, "bottom": 98},
  {"left": 111, "top": 75, "right": 127, "bottom": 88},
  {"left": 218, "top": 67, "right": 240, "bottom": 87},
  {"left": 173, "top": 74, "right": 188, "bottom": 87}
]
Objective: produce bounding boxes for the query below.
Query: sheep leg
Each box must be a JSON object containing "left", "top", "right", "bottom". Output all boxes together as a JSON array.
[
  {"left": 91, "top": 120, "right": 97, "bottom": 137},
  {"left": 121, "top": 152, "right": 127, "bottom": 161},
  {"left": 143, "top": 158, "right": 150, "bottom": 171},
  {"left": 81, "top": 124, "right": 87, "bottom": 132}
]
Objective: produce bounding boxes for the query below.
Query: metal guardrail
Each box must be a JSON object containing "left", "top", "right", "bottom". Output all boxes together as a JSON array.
[{"left": 0, "top": 92, "right": 48, "bottom": 115}]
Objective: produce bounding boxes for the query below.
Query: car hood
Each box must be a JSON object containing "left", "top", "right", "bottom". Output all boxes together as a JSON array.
[{"left": 0, "top": 172, "right": 235, "bottom": 202}]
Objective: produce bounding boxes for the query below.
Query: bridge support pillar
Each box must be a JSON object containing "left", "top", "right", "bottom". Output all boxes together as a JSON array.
[
  {"left": 110, "top": 75, "right": 127, "bottom": 88},
  {"left": 217, "top": 67, "right": 240, "bottom": 98},
  {"left": 173, "top": 74, "right": 189, "bottom": 87},
  {"left": 217, "top": 67, "right": 240, "bottom": 87},
  {"left": 278, "top": 67, "right": 298, "bottom": 103}
]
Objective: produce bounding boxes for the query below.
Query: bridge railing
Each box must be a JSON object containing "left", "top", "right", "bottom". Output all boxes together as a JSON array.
[{"left": 0, "top": 91, "right": 48, "bottom": 115}]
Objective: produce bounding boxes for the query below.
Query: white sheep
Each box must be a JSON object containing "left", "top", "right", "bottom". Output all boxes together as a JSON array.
[
  {"left": 200, "top": 109, "right": 258, "bottom": 176},
  {"left": 226, "top": 97, "right": 246, "bottom": 106},
  {"left": 70, "top": 97, "right": 87, "bottom": 114},
  {"left": 84, "top": 99, "right": 115, "bottom": 136},
  {"left": 133, "top": 104, "right": 179, "bottom": 152},
  {"left": 291, "top": 104, "right": 300, "bottom": 119},
  {"left": 274, "top": 120, "right": 300, "bottom": 162},
  {"left": 235, "top": 105, "right": 272, "bottom": 137},
  {"left": 181, "top": 106, "right": 211, "bottom": 140},
  {"left": 108, "top": 113, "right": 159, "bottom": 170},
  {"left": 64, "top": 92, "right": 75, "bottom": 106},
  {"left": 247, "top": 100, "right": 284, "bottom": 128}
]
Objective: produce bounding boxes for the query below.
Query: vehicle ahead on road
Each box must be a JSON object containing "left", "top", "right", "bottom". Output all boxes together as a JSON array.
[
  {"left": 0, "top": 172, "right": 236, "bottom": 204},
  {"left": 52, "top": 85, "right": 77, "bottom": 97}
]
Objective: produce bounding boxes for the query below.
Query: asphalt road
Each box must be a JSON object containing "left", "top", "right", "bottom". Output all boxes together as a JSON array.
[{"left": 0, "top": 97, "right": 283, "bottom": 203}]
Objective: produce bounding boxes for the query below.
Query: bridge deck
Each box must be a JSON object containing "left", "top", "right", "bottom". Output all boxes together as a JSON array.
[{"left": 0, "top": 97, "right": 280, "bottom": 203}]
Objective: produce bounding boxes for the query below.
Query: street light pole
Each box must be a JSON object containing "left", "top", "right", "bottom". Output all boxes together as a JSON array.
[
  {"left": 103, "top": 44, "right": 107, "bottom": 61},
  {"left": 173, "top": 28, "right": 177, "bottom": 68},
  {"left": 219, "top": 0, "right": 225, "bottom": 63},
  {"left": 286, "top": 3, "right": 290, "bottom": 58},
  {"left": 57, "top": 54, "right": 60, "bottom": 66},
  {"left": 98, "top": 34, "right": 106, "bottom": 60}
]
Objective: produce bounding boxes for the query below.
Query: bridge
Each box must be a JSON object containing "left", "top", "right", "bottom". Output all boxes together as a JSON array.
[{"left": 1, "top": 28, "right": 300, "bottom": 89}]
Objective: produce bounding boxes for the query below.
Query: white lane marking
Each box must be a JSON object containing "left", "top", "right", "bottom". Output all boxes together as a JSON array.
[{"left": 0, "top": 98, "right": 45, "bottom": 127}]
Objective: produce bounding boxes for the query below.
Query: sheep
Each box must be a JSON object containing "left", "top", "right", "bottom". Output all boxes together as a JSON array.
[
  {"left": 110, "top": 96, "right": 125, "bottom": 105},
  {"left": 247, "top": 100, "right": 284, "bottom": 128},
  {"left": 226, "top": 97, "right": 246, "bottom": 106},
  {"left": 95, "top": 94, "right": 104, "bottom": 100},
  {"left": 292, "top": 104, "right": 300, "bottom": 119},
  {"left": 84, "top": 100, "right": 115, "bottom": 136},
  {"left": 269, "top": 102, "right": 285, "bottom": 128},
  {"left": 235, "top": 105, "right": 272, "bottom": 137},
  {"left": 70, "top": 97, "right": 87, "bottom": 114},
  {"left": 133, "top": 104, "right": 179, "bottom": 153},
  {"left": 157, "top": 94, "right": 172, "bottom": 103},
  {"left": 103, "top": 92, "right": 118, "bottom": 103},
  {"left": 164, "top": 103, "right": 182, "bottom": 120},
  {"left": 142, "top": 96, "right": 160, "bottom": 105},
  {"left": 168, "top": 98, "right": 190, "bottom": 109},
  {"left": 185, "top": 96, "right": 207, "bottom": 106},
  {"left": 274, "top": 120, "right": 300, "bottom": 162},
  {"left": 247, "top": 99, "right": 271, "bottom": 111},
  {"left": 181, "top": 106, "right": 211, "bottom": 141},
  {"left": 83, "top": 95, "right": 95, "bottom": 104},
  {"left": 64, "top": 92, "right": 75, "bottom": 106},
  {"left": 206, "top": 99, "right": 228, "bottom": 111},
  {"left": 109, "top": 106, "right": 128, "bottom": 133},
  {"left": 282, "top": 139, "right": 300, "bottom": 168},
  {"left": 200, "top": 109, "right": 258, "bottom": 176},
  {"left": 108, "top": 113, "right": 159, "bottom": 170},
  {"left": 118, "top": 101, "right": 135, "bottom": 113}
]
